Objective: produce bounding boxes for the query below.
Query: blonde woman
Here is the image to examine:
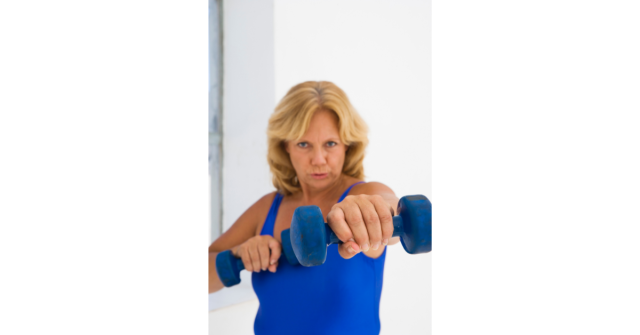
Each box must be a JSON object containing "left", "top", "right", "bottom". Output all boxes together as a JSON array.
[{"left": 209, "top": 81, "right": 401, "bottom": 335}]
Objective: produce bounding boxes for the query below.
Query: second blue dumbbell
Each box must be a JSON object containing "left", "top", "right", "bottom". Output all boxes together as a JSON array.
[{"left": 283, "top": 194, "right": 432, "bottom": 267}]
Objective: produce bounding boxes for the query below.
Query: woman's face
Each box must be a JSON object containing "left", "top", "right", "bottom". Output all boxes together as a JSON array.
[{"left": 285, "top": 109, "right": 348, "bottom": 190}]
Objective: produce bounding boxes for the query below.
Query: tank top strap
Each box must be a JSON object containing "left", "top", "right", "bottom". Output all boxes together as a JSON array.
[
  {"left": 338, "top": 181, "right": 366, "bottom": 203},
  {"left": 260, "top": 192, "right": 284, "bottom": 236},
  {"left": 260, "top": 184, "right": 363, "bottom": 236}
]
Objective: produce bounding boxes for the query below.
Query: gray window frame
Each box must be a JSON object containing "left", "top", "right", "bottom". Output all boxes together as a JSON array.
[{"left": 209, "top": 0, "right": 223, "bottom": 243}]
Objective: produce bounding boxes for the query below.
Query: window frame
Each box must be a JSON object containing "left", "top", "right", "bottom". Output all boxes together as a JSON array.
[{"left": 207, "top": 0, "right": 223, "bottom": 245}]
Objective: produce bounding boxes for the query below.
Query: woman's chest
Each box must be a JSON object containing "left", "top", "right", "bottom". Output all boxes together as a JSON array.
[{"left": 272, "top": 201, "right": 334, "bottom": 243}]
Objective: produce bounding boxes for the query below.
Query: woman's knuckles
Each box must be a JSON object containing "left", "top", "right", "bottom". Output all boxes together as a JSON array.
[
  {"left": 236, "top": 236, "right": 282, "bottom": 273},
  {"left": 379, "top": 213, "right": 392, "bottom": 224},
  {"left": 335, "top": 231, "right": 352, "bottom": 243},
  {"left": 364, "top": 211, "right": 380, "bottom": 225},
  {"left": 345, "top": 212, "right": 363, "bottom": 227}
]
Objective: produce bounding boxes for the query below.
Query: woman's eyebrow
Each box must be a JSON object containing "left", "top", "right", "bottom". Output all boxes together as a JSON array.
[{"left": 297, "top": 137, "right": 340, "bottom": 142}]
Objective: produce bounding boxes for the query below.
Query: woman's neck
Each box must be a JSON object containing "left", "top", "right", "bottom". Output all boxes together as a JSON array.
[{"left": 296, "top": 174, "right": 352, "bottom": 205}]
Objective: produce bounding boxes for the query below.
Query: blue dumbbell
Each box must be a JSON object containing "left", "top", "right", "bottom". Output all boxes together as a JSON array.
[
  {"left": 284, "top": 194, "right": 432, "bottom": 267},
  {"left": 216, "top": 234, "right": 300, "bottom": 287}
]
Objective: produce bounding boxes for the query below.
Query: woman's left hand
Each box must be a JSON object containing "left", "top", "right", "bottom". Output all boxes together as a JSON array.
[{"left": 326, "top": 194, "right": 395, "bottom": 259}]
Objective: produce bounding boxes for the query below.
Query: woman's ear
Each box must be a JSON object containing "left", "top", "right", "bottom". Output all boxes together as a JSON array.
[{"left": 283, "top": 141, "right": 290, "bottom": 153}]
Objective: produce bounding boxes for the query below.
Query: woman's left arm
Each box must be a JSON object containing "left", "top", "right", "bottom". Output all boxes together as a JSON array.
[{"left": 327, "top": 182, "right": 401, "bottom": 260}]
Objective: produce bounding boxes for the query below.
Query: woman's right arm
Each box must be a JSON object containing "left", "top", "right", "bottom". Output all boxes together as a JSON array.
[{"left": 208, "top": 192, "right": 276, "bottom": 293}]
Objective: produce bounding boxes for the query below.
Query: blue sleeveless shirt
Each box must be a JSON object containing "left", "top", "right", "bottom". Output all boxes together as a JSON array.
[{"left": 252, "top": 182, "right": 387, "bottom": 335}]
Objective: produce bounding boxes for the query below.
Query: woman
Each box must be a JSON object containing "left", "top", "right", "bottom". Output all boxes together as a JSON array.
[{"left": 208, "top": 81, "right": 401, "bottom": 334}]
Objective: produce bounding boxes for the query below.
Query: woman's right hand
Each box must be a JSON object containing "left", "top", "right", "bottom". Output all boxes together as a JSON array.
[{"left": 232, "top": 235, "right": 281, "bottom": 273}]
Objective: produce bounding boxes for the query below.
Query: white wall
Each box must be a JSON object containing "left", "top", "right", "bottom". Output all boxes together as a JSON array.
[
  {"left": 209, "top": 300, "right": 259, "bottom": 335},
  {"left": 274, "top": 0, "right": 431, "bottom": 200},
  {"left": 222, "top": 0, "right": 276, "bottom": 232},
  {"left": 211, "top": 1, "right": 431, "bottom": 334}
]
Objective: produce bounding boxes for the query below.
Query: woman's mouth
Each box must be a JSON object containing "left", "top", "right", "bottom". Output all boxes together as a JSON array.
[{"left": 311, "top": 173, "right": 328, "bottom": 180}]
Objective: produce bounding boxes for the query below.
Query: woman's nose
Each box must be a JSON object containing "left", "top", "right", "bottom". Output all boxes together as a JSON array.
[{"left": 311, "top": 148, "right": 327, "bottom": 165}]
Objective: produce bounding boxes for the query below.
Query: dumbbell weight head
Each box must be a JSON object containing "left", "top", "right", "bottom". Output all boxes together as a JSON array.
[
  {"left": 290, "top": 205, "right": 328, "bottom": 267},
  {"left": 397, "top": 195, "right": 432, "bottom": 254},
  {"left": 216, "top": 250, "right": 244, "bottom": 287}
]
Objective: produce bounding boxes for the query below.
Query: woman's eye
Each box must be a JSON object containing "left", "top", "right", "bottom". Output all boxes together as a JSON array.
[
  {"left": 326, "top": 141, "right": 337, "bottom": 147},
  {"left": 297, "top": 142, "right": 308, "bottom": 148}
]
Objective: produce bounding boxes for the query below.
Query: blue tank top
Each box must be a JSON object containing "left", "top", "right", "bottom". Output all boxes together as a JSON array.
[{"left": 252, "top": 182, "right": 387, "bottom": 335}]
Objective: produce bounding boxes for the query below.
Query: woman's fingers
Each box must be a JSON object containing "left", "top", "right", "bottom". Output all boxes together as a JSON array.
[
  {"left": 354, "top": 195, "right": 382, "bottom": 250},
  {"left": 256, "top": 237, "right": 282, "bottom": 272},
  {"left": 326, "top": 206, "right": 353, "bottom": 242},
  {"left": 247, "top": 246, "right": 261, "bottom": 272},
  {"left": 239, "top": 247, "right": 253, "bottom": 272},
  {"left": 236, "top": 236, "right": 282, "bottom": 273},
  {"left": 257, "top": 241, "right": 271, "bottom": 271},
  {"left": 268, "top": 261, "right": 279, "bottom": 273},
  {"left": 329, "top": 203, "right": 370, "bottom": 251},
  {"left": 370, "top": 195, "right": 394, "bottom": 246},
  {"left": 327, "top": 206, "right": 365, "bottom": 259},
  {"left": 340, "top": 201, "right": 370, "bottom": 252},
  {"left": 329, "top": 194, "right": 395, "bottom": 256},
  {"left": 267, "top": 238, "right": 281, "bottom": 267}
]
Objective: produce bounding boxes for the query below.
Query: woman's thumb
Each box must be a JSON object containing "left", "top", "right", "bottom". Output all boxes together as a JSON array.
[{"left": 338, "top": 240, "right": 360, "bottom": 259}]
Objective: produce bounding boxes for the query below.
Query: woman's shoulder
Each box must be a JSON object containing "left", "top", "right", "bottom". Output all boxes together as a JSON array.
[
  {"left": 208, "top": 191, "right": 280, "bottom": 252},
  {"left": 251, "top": 191, "right": 279, "bottom": 216},
  {"left": 250, "top": 191, "right": 280, "bottom": 235},
  {"left": 256, "top": 191, "right": 279, "bottom": 204}
]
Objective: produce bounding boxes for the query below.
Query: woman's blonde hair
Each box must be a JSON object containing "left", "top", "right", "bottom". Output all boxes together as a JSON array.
[{"left": 267, "top": 81, "right": 369, "bottom": 195}]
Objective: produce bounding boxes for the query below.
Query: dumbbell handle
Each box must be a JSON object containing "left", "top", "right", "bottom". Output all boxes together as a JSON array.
[
  {"left": 325, "top": 215, "right": 404, "bottom": 245},
  {"left": 225, "top": 251, "right": 245, "bottom": 271}
]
